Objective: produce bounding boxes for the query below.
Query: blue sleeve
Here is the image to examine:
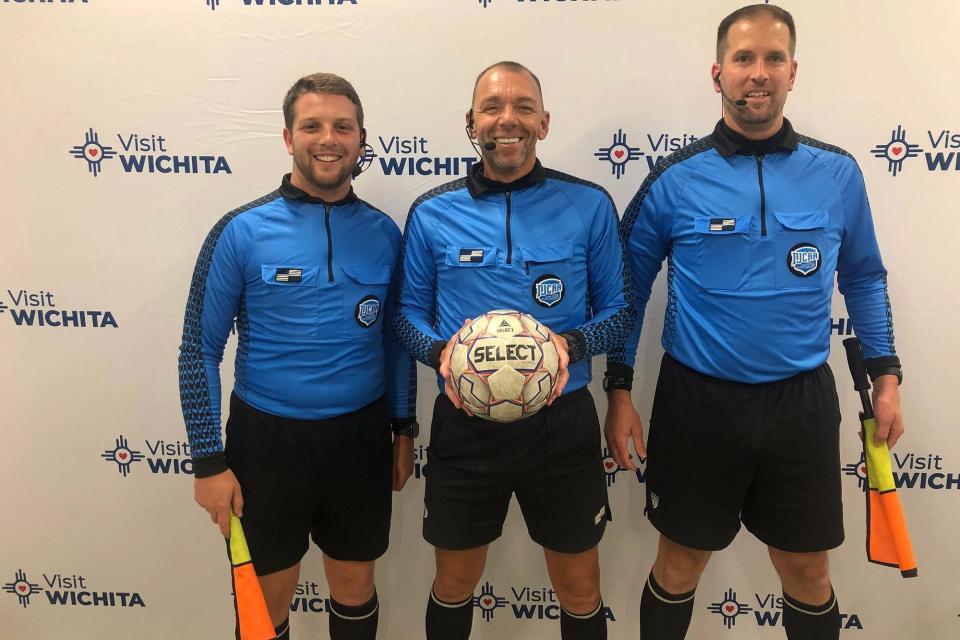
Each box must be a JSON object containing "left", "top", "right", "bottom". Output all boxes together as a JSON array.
[
  {"left": 574, "top": 194, "right": 635, "bottom": 357},
  {"left": 607, "top": 172, "right": 673, "bottom": 371},
  {"left": 835, "top": 160, "right": 897, "bottom": 360},
  {"left": 178, "top": 215, "right": 247, "bottom": 462},
  {"left": 384, "top": 225, "right": 417, "bottom": 420},
  {"left": 394, "top": 205, "right": 444, "bottom": 367}
]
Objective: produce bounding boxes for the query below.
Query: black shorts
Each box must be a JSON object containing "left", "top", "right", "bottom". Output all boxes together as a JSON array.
[
  {"left": 423, "top": 387, "right": 610, "bottom": 554},
  {"left": 645, "top": 353, "right": 844, "bottom": 553},
  {"left": 224, "top": 393, "right": 392, "bottom": 575}
]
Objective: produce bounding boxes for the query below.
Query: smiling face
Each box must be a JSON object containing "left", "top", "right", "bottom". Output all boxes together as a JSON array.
[
  {"left": 283, "top": 92, "right": 362, "bottom": 201},
  {"left": 712, "top": 14, "right": 798, "bottom": 139},
  {"left": 468, "top": 67, "right": 550, "bottom": 183}
]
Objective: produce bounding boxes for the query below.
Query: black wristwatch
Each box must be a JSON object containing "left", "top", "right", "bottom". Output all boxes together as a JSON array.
[
  {"left": 391, "top": 420, "right": 420, "bottom": 438},
  {"left": 868, "top": 366, "right": 903, "bottom": 386},
  {"left": 602, "top": 375, "right": 632, "bottom": 392}
]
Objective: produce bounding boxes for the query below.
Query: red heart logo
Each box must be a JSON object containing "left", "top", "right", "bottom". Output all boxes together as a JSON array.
[
  {"left": 482, "top": 597, "right": 492, "bottom": 606},
  {"left": 891, "top": 145, "right": 904, "bottom": 157},
  {"left": 89, "top": 148, "right": 99, "bottom": 158},
  {"left": 17, "top": 585, "right": 27, "bottom": 593},
  {"left": 859, "top": 464, "right": 866, "bottom": 475},
  {"left": 614, "top": 150, "right": 625, "bottom": 159},
  {"left": 604, "top": 461, "right": 616, "bottom": 470},
  {"left": 118, "top": 452, "right": 129, "bottom": 461},
  {"left": 724, "top": 604, "right": 735, "bottom": 613}
]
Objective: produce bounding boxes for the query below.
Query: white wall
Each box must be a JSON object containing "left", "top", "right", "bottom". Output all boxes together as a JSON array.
[{"left": 2, "top": 1, "right": 957, "bottom": 638}]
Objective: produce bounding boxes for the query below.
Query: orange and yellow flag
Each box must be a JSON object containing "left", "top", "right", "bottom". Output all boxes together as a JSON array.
[{"left": 227, "top": 514, "right": 276, "bottom": 640}]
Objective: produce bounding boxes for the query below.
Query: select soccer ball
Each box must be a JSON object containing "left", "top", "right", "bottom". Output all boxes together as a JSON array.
[{"left": 448, "top": 309, "right": 560, "bottom": 423}]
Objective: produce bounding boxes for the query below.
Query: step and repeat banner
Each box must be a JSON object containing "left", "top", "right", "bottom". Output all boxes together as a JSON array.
[{"left": 2, "top": 1, "right": 957, "bottom": 638}]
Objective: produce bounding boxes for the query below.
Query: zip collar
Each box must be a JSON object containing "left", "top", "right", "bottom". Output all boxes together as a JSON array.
[
  {"left": 466, "top": 159, "right": 546, "bottom": 198},
  {"left": 279, "top": 173, "right": 358, "bottom": 206},
  {"left": 712, "top": 118, "right": 798, "bottom": 158}
]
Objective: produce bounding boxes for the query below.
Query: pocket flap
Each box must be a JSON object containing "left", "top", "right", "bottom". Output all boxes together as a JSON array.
[
  {"left": 773, "top": 210, "right": 828, "bottom": 230},
  {"left": 445, "top": 246, "right": 498, "bottom": 267},
  {"left": 341, "top": 264, "right": 391, "bottom": 284},
  {"left": 693, "top": 216, "right": 751, "bottom": 235},
  {"left": 520, "top": 241, "right": 574, "bottom": 263}
]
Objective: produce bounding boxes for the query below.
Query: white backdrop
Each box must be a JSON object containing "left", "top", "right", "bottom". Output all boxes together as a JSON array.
[{"left": 2, "top": 1, "right": 958, "bottom": 638}]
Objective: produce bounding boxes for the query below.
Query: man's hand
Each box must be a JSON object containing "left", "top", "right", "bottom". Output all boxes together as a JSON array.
[
  {"left": 194, "top": 469, "right": 244, "bottom": 537},
  {"left": 439, "top": 319, "right": 472, "bottom": 414},
  {"left": 393, "top": 435, "right": 415, "bottom": 491},
  {"left": 546, "top": 331, "right": 570, "bottom": 406},
  {"left": 604, "top": 389, "right": 646, "bottom": 470},
  {"left": 872, "top": 374, "right": 905, "bottom": 449}
]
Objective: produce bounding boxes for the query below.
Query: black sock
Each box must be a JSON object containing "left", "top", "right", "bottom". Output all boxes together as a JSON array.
[
  {"left": 560, "top": 599, "right": 607, "bottom": 640},
  {"left": 328, "top": 592, "right": 379, "bottom": 640},
  {"left": 782, "top": 589, "right": 840, "bottom": 640},
  {"left": 639, "top": 571, "right": 696, "bottom": 640},
  {"left": 425, "top": 588, "right": 473, "bottom": 640},
  {"left": 273, "top": 617, "right": 290, "bottom": 640}
]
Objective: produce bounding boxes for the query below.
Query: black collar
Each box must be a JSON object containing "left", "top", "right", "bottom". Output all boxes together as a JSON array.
[
  {"left": 712, "top": 118, "right": 798, "bottom": 157},
  {"left": 466, "top": 159, "right": 546, "bottom": 198},
  {"left": 279, "top": 173, "right": 358, "bottom": 206}
]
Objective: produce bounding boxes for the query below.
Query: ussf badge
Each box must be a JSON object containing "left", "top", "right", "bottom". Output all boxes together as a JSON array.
[
  {"left": 788, "top": 243, "right": 821, "bottom": 277},
  {"left": 533, "top": 274, "right": 564, "bottom": 307},
  {"left": 355, "top": 296, "right": 381, "bottom": 327}
]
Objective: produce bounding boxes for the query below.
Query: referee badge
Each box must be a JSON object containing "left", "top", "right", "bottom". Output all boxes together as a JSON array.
[
  {"left": 709, "top": 218, "right": 736, "bottom": 232},
  {"left": 787, "top": 243, "right": 821, "bottom": 277},
  {"left": 533, "top": 274, "right": 564, "bottom": 307},
  {"left": 355, "top": 295, "right": 381, "bottom": 327},
  {"left": 459, "top": 248, "right": 484, "bottom": 263},
  {"left": 275, "top": 267, "right": 303, "bottom": 283}
]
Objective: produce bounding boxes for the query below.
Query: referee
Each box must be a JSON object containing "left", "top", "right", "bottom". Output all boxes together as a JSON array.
[
  {"left": 605, "top": 6, "right": 905, "bottom": 640},
  {"left": 396, "top": 61, "right": 633, "bottom": 640},
  {"left": 178, "top": 73, "right": 417, "bottom": 640}
]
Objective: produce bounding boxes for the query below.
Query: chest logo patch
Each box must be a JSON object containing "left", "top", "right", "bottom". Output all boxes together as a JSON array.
[
  {"left": 533, "top": 274, "right": 564, "bottom": 308},
  {"left": 709, "top": 218, "right": 736, "bottom": 232},
  {"left": 275, "top": 267, "right": 303, "bottom": 283},
  {"left": 788, "top": 243, "right": 821, "bottom": 277},
  {"left": 355, "top": 295, "right": 381, "bottom": 328},
  {"left": 459, "top": 248, "right": 484, "bottom": 263}
]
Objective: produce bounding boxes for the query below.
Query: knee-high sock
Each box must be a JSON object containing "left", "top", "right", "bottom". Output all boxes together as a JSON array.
[
  {"left": 425, "top": 588, "right": 473, "bottom": 640},
  {"left": 782, "top": 589, "right": 840, "bottom": 640},
  {"left": 560, "top": 599, "right": 607, "bottom": 640},
  {"left": 639, "top": 571, "right": 696, "bottom": 640},
  {"left": 328, "top": 592, "right": 379, "bottom": 640}
]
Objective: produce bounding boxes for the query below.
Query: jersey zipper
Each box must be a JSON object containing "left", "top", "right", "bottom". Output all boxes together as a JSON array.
[
  {"left": 324, "top": 204, "right": 334, "bottom": 282},
  {"left": 505, "top": 191, "right": 513, "bottom": 265},
  {"left": 756, "top": 154, "right": 767, "bottom": 237}
]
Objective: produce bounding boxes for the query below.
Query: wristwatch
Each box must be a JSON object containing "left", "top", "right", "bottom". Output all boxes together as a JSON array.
[{"left": 391, "top": 419, "right": 420, "bottom": 438}]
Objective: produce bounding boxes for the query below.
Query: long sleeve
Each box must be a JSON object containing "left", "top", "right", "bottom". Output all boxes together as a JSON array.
[
  {"left": 384, "top": 241, "right": 417, "bottom": 420},
  {"left": 178, "top": 214, "right": 246, "bottom": 474},
  {"left": 835, "top": 160, "right": 897, "bottom": 362},
  {"left": 394, "top": 206, "right": 445, "bottom": 367},
  {"left": 607, "top": 171, "right": 673, "bottom": 371},
  {"left": 573, "top": 194, "right": 635, "bottom": 358}
]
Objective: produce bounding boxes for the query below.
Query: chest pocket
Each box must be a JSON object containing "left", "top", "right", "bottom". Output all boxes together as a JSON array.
[
  {"left": 521, "top": 242, "right": 575, "bottom": 319},
  {"left": 692, "top": 216, "right": 752, "bottom": 291},
  {"left": 774, "top": 211, "right": 829, "bottom": 290},
  {"left": 341, "top": 265, "right": 392, "bottom": 338},
  {"left": 439, "top": 246, "right": 499, "bottom": 301},
  {"left": 257, "top": 265, "right": 323, "bottom": 339}
]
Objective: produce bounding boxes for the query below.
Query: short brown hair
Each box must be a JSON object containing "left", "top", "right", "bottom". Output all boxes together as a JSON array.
[
  {"left": 282, "top": 73, "right": 364, "bottom": 130},
  {"left": 716, "top": 4, "right": 796, "bottom": 62}
]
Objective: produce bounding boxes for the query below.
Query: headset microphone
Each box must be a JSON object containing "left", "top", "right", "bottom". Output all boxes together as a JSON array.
[
  {"left": 466, "top": 109, "right": 497, "bottom": 155},
  {"left": 352, "top": 128, "right": 370, "bottom": 178},
  {"left": 715, "top": 74, "right": 748, "bottom": 107}
]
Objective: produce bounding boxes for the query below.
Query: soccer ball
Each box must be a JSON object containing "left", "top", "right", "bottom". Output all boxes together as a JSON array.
[{"left": 448, "top": 310, "right": 560, "bottom": 423}]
